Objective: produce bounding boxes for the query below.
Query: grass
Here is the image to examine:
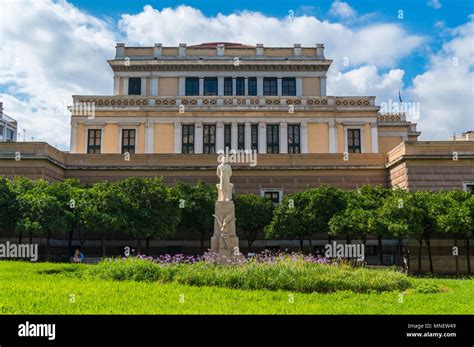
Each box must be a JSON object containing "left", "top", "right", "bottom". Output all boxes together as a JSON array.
[
  {"left": 0, "top": 261, "right": 473, "bottom": 314},
  {"left": 86, "top": 257, "right": 415, "bottom": 293}
]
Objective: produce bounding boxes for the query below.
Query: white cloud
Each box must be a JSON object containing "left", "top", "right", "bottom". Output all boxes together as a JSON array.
[
  {"left": 407, "top": 16, "right": 474, "bottom": 140},
  {"left": 427, "top": 0, "right": 442, "bottom": 9},
  {"left": 0, "top": 0, "right": 116, "bottom": 149},
  {"left": 329, "top": 1, "right": 356, "bottom": 19}
]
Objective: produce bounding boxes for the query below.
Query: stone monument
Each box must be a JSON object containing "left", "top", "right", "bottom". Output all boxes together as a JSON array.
[{"left": 211, "top": 156, "right": 242, "bottom": 259}]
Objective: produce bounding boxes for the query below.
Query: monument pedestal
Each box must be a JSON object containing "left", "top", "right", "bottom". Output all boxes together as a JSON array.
[{"left": 211, "top": 201, "right": 243, "bottom": 260}]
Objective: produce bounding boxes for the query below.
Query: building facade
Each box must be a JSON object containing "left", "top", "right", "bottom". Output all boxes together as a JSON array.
[{"left": 0, "top": 102, "right": 17, "bottom": 143}]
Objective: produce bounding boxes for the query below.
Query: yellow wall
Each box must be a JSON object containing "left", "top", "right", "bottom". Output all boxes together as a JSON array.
[
  {"left": 103, "top": 124, "right": 119, "bottom": 153},
  {"left": 159, "top": 77, "right": 179, "bottom": 96},
  {"left": 137, "top": 123, "right": 145, "bottom": 153},
  {"left": 302, "top": 77, "right": 320, "bottom": 96},
  {"left": 154, "top": 123, "right": 175, "bottom": 153},
  {"left": 364, "top": 123, "right": 372, "bottom": 153},
  {"left": 307, "top": 123, "right": 328, "bottom": 153},
  {"left": 119, "top": 78, "right": 124, "bottom": 96},
  {"left": 379, "top": 136, "right": 403, "bottom": 154},
  {"left": 76, "top": 123, "right": 85, "bottom": 154},
  {"left": 336, "top": 123, "right": 344, "bottom": 153}
]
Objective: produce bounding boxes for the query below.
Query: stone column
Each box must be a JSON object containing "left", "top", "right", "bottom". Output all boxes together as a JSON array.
[
  {"left": 216, "top": 122, "right": 224, "bottom": 153},
  {"left": 195, "top": 122, "right": 203, "bottom": 153},
  {"left": 199, "top": 77, "right": 204, "bottom": 96},
  {"left": 371, "top": 123, "right": 379, "bottom": 153},
  {"left": 145, "top": 122, "right": 154, "bottom": 153},
  {"left": 174, "top": 122, "right": 182, "bottom": 153},
  {"left": 277, "top": 77, "right": 283, "bottom": 96},
  {"left": 150, "top": 77, "right": 159, "bottom": 96},
  {"left": 113, "top": 76, "right": 120, "bottom": 96},
  {"left": 296, "top": 77, "right": 303, "bottom": 97},
  {"left": 329, "top": 122, "right": 337, "bottom": 153},
  {"left": 257, "top": 77, "right": 264, "bottom": 96},
  {"left": 244, "top": 77, "right": 249, "bottom": 96},
  {"left": 301, "top": 121, "right": 308, "bottom": 153},
  {"left": 258, "top": 122, "right": 267, "bottom": 154},
  {"left": 244, "top": 122, "right": 251, "bottom": 150},
  {"left": 320, "top": 76, "right": 327, "bottom": 96},
  {"left": 218, "top": 77, "right": 224, "bottom": 96},
  {"left": 280, "top": 122, "right": 288, "bottom": 154},
  {"left": 141, "top": 78, "right": 147, "bottom": 96},
  {"left": 232, "top": 77, "right": 237, "bottom": 96},
  {"left": 70, "top": 123, "right": 77, "bottom": 153},
  {"left": 178, "top": 76, "right": 186, "bottom": 96},
  {"left": 231, "top": 122, "right": 238, "bottom": 151},
  {"left": 123, "top": 78, "right": 129, "bottom": 96}
]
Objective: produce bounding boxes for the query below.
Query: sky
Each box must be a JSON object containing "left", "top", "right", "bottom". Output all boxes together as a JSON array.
[{"left": 0, "top": 0, "right": 473, "bottom": 150}]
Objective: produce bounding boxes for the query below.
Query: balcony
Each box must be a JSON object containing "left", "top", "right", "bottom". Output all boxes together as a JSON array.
[{"left": 71, "top": 95, "right": 377, "bottom": 113}]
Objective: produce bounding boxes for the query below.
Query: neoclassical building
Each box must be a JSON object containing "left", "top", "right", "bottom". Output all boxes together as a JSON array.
[{"left": 0, "top": 42, "right": 473, "bottom": 202}]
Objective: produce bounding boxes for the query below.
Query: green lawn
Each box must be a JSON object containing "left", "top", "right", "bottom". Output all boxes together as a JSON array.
[{"left": 0, "top": 261, "right": 473, "bottom": 314}]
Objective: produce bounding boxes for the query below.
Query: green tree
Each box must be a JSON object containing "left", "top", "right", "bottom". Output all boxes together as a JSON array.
[
  {"left": 175, "top": 182, "right": 215, "bottom": 250},
  {"left": 0, "top": 177, "right": 19, "bottom": 236},
  {"left": 306, "top": 185, "right": 348, "bottom": 243},
  {"left": 436, "top": 190, "right": 472, "bottom": 276},
  {"left": 16, "top": 180, "right": 68, "bottom": 261},
  {"left": 79, "top": 182, "right": 127, "bottom": 257},
  {"left": 119, "top": 177, "right": 181, "bottom": 254},
  {"left": 234, "top": 194, "right": 274, "bottom": 250},
  {"left": 10, "top": 177, "right": 35, "bottom": 243},
  {"left": 265, "top": 191, "right": 312, "bottom": 251},
  {"left": 380, "top": 189, "right": 424, "bottom": 272}
]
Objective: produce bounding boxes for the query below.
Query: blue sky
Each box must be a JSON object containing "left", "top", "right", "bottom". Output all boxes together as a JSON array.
[{"left": 0, "top": 0, "right": 472, "bottom": 148}]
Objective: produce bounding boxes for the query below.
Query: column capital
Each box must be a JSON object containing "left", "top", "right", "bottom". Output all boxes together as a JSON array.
[
  {"left": 280, "top": 122, "right": 288, "bottom": 128},
  {"left": 300, "top": 121, "right": 307, "bottom": 128},
  {"left": 217, "top": 122, "right": 224, "bottom": 128},
  {"left": 259, "top": 121, "right": 266, "bottom": 127},
  {"left": 231, "top": 121, "right": 238, "bottom": 127},
  {"left": 244, "top": 121, "right": 251, "bottom": 127},
  {"left": 145, "top": 122, "right": 154, "bottom": 128},
  {"left": 174, "top": 121, "right": 181, "bottom": 127},
  {"left": 195, "top": 122, "right": 203, "bottom": 128}
]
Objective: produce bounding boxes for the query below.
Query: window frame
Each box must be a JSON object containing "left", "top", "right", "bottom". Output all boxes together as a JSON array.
[
  {"left": 347, "top": 128, "right": 362, "bottom": 154},
  {"left": 224, "top": 77, "right": 233, "bottom": 96},
  {"left": 288, "top": 124, "right": 301, "bottom": 154},
  {"left": 263, "top": 77, "right": 278, "bottom": 96},
  {"left": 251, "top": 124, "right": 259, "bottom": 152},
  {"left": 282, "top": 77, "right": 296, "bottom": 96},
  {"left": 248, "top": 77, "right": 257, "bottom": 96},
  {"left": 203, "top": 124, "right": 216, "bottom": 154},
  {"left": 266, "top": 124, "right": 280, "bottom": 154},
  {"left": 87, "top": 129, "right": 102, "bottom": 154},
  {"left": 185, "top": 77, "right": 199, "bottom": 96},
  {"left": 224, "top": 124, "right": 232, "bottom": 151},
  {"left": 182, "top": 124, "right": 195, "bottom": 154},
  {"left": 261, "top": 188, "right": 283, "bottom": 204},
  {"left": 203, "top": 77, "right": 218, "bottom": 96},
  {"left": 128, "top": 77, "right": 141, "bottom": 96},
  {"left": 237, "top": 124, "right": 245, "bottom": 150},
  {"left": 121, "top": 129, "right": 136, "bottom": 154}
]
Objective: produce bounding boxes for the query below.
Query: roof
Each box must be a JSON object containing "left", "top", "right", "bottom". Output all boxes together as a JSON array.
[{"left": 188, "top": 42, "right": 255, "bottom": 48}]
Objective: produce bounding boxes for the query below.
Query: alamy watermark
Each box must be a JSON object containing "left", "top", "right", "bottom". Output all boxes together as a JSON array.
[
  {"left": 379, "top": 99, "right": 420, "bottom": 120},
  {"left": 0, "top": 242, "right": 38, "bottom": 261},
  {"left": 324, "top": 241, "right": 365, "bottom": 261},
  {"left": 217, "top": 148, "right": 257, "bottom": 167}
]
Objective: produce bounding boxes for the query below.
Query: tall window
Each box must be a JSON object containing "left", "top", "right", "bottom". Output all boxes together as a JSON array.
[
  {"left": 251, "top": 124, "right": 259, "bottom": 152},
  {"left": 267, "top": 124, "right": 279, "bottom": 153},
  {"left": 87, "top": 129, "right": 101, "bottom": 154},
  {"left": 182, "top": 125, "right": 194, "bottom": 153},
  {"left": 282, "top": 78, "right": 296, "bottom": 96},
  {"left": 263, "top": 78, "right": 277, "bottom": 96},
  {"left": 204, "top": 77, "right": 218, "bottom": 96},
  {"left": 248, "top": 77, "right": 257, "bottom": 96},
  {"left": 238, "top": 124, "right": 245, "bottom": 150},
  {"left": 128, "top": 77, "right": 141, "bottom": 95},
  {"left": 185, "top": 77, "right": 199, "bottom": 96},
  {"left": 224, "top": 77, "right": 233, "bottom": 96},
  {"left": 6, "top": 128, "right": 14, "bottom": 142},
  {"left": 224, "top": 124, "right": 231, "bottom": 151},
  {"left": 347, "top": 129, "right": 361, "bottom": 153},
  {"left": 203, "top": 124, "right": 216, "bottom": 154},
  {"left": 288, "top": 125, "right": 300, "bottom": 154},
  {"left": 121, "top": 129, "right": 136, "bottom": 154},
  {"left": 236, "top": 78, "right": 245, "bottom": 95}
]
